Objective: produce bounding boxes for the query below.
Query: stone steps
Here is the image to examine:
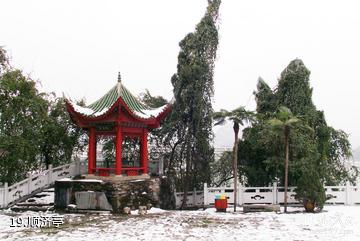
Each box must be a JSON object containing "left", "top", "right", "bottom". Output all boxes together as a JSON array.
[
  {"left": 11, "top": 188, "right": 55, "bottom": 212},
  {"left": 11, "top": 206, "right": 54, "bottom": 212}
]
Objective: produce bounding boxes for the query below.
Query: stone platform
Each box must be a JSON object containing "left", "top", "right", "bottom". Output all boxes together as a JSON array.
[
  {"left": 84, "top": 174, "right": 151, "bottom": 182},
  {"left": 54, "top": 174, "right": 165, "bottom": 214}
]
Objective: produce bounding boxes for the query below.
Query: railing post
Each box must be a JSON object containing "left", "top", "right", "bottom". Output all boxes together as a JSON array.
[
  {"left": 73, "top": 158, "right": 80, "bottom": 176},
  {"left": 273, "top": 182, "right": 278, "bottom": 204},
  {"left": 193, "top": 188, "right": 197, "bottom": 206},
  {"left": 76, "top": 159, "right": 81, "bottom": 176},
  {"left": 4, "top": 182, "right": 8, "bottom": 207},
  {"left": 204, "top": 183, "right": 208, "bottom": 206},
  {"left": 47, "top": 165, "right": 53, "bottom": 184},
  {"left": 238, "top": 181, "right": 243, "bottom": 206},
  {"left": 80, "top": 159, "right": 85, "bottom": 175},
  {"left": 28, "top": 172, "right": 32, "bottom": 194},
  {"left": 158, "top": 158, "right": 164, "bottom": 176},
  {"left": 346, "top": 181, "right": 351, "bottom": 205},
  {"left": 115, "top": 126, "right": 122, "bottom": 175}
]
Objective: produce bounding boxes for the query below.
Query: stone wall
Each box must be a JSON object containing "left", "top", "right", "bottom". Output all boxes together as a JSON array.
[{"left": 54, "top": 175, "right": 168, "bottom": 213}]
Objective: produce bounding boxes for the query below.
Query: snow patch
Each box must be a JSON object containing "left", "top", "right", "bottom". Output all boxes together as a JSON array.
[
  {"left": 75, "top": 179, "right": 103, "bottom": 183},
  {"left": 58, "top": 178, "right": 72, "bottom": 182},
  {"left": 69, "top": 101, "right": 110, "bottom": 117},
  {"left": 1, "top": 206, "right": 360, "bottom": 240},
  {"left": 134, "top": 104, "right": 168, "bottom": 119}
]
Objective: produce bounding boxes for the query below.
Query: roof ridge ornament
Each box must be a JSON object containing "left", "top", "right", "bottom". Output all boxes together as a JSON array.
[
  {"left": 117, "top": 71, "right": 122, "bottom": 95},
  {"left": 117, "top": 71, "right": 121, "bottom": 83}
]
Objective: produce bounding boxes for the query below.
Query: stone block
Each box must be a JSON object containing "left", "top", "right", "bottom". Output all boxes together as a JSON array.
[
  {"left": 75, "top": 191, "right": 113, "bottom": 211},
  {"left": 54, "top": 180, "right": 72, "bottom": 209},
  {"left": 55, "top": 176, "right": 161, "bottom": 213},
  {"left": 138, "top": 206, "right": 147, "bottom": 215},
  {"left": 97, "top": 192, "right": 113, "bottom": 211},
  {"left": 123, "top": 207, "right": 131, "bottom": 214}
]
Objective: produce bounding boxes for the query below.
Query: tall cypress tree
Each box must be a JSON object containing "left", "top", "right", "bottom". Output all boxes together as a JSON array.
[
  {"left": 254, "top": 77, "right": 277, "bottom": 116},
  {"left": 240, "top": 59, "right": 356, "bottom": 190},
  {"left": 163, "top": 0, "right": 221, "bottom": 207},
  {"left": 276, "top": 59, "right": 315, "bottom": 117},
  {"left": 276, "top": 59, "right": 355, "bottom": 186}
]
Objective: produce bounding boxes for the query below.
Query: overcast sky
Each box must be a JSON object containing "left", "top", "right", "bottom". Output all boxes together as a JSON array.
[{"left": 1, "top": 0, "right": 360, "bottom": 149}]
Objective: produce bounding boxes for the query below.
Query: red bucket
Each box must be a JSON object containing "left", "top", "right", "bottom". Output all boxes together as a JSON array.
[{"left": 215, "top": 199, "right": 227, "bottom": 212}]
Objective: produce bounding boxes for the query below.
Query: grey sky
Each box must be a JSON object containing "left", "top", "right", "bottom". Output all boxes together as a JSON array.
[{"left": 1, "top": 0, "right": 360, "bottom": 148}]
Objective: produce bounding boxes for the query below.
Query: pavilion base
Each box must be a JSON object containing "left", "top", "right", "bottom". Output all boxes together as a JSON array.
[
  {"left": 84, "top": 173, "right": 151, "bottom": 182},
  {"left": 54, "top": 174, "right": 164, "bottom": 213}
]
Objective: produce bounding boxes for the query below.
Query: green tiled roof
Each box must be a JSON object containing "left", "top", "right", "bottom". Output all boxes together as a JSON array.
[
  {"left": 87, "top": 83, "right": 149, "bottom": 115},
  {"left": 67, "top": 79, "right": 170, "bottom": 120}
]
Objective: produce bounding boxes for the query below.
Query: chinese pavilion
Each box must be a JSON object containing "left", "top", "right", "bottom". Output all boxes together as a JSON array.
[{"left": 65, "top": 73, "right": 171, "bottom": 176}]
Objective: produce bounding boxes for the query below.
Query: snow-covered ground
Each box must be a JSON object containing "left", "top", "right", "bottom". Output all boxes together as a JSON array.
[{"left": 0, "top": 205, "right": 360, "bottom": 241}]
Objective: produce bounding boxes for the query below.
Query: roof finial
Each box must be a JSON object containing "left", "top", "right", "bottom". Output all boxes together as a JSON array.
[
  {"left": 117, "top": 71, "right": 122, "bottom": 95},
  {"left": 118, "top": 71, "right": 121, "bottom": 83}
]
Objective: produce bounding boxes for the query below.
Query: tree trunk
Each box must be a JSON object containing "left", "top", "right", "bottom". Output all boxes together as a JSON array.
[
  {"left": 233, "top": 122, "right": 239, "bottom": 212},
  {"left": 284, "top": 126, "right": 290, "bottom": 213},
  {"left": 44, "top": 149, "right": 51, "bottom": 170},
  {"left": 167, "top": 139, "right": 182, "bottom": 174},
  {"left": 181, "top": 138, "right": 192, "bottom": 210}
]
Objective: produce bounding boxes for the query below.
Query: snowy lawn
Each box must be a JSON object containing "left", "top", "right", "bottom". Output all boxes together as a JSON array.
[{"left": 0, "top": 206, "right": 359, "bottom": 241}]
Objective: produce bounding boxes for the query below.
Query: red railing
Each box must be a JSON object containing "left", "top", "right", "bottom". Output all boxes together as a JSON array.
[{"left": 93, "top": 167, "right": 144, "bottom": 176}]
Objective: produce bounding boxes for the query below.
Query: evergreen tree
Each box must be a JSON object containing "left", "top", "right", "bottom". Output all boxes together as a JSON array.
[
  {"left": 0, "top": 68, "right": 47, "bottom": 183},
  {"left": 163, "top": 0, "right": 221, "bottom": 208},
  {"left": 139, "top": 89, "right": 167, "bottom": 108},
  {"left": 295, "top": 164, "right": 326, "bottom": 212},
  {"left": 239, "top": 59, "right": 356, "bottom": 210},
  {"left": 39, "top": 96, "right": 85, "bottom": 169},
  {"left": 276, "top": 59, "right": 315, "bottom": 118},
  {"left": 210, "top": 150, "right": 233, "bottom": 187},
  {"left": 0, "top": 47, "right": 84, "bottom": 184},
  {"left": 0, "top": 47, "right": 10, "bottom": 74},
  {"left": 238, "top": 123, "right": 280, "bottom": 186},
  {"left": 254, "top": 77, "right": 277, "bottom": 116}
]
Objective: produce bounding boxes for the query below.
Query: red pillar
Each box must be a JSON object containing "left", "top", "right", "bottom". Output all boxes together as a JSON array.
[
  {"left": 94, "top": 136, "right": 97, "bottom": 171},
  {"left": 141, "top": 129, "right": 148, "bottom": 175},
  {"left": 115, "top": 126, "right": 123, "bottom": 175},
  {"left": 88, "top": 127, "right": 96, "bottom": 174}
]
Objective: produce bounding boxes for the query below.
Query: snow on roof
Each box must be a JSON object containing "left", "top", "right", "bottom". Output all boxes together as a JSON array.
[{"left": 66, "top": 80, "right": 171, "bottom": 120}]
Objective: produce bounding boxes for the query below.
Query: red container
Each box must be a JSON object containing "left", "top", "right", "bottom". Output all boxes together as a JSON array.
[{"left": 215, "top": 199, "right": 228, "bottom": 212}]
